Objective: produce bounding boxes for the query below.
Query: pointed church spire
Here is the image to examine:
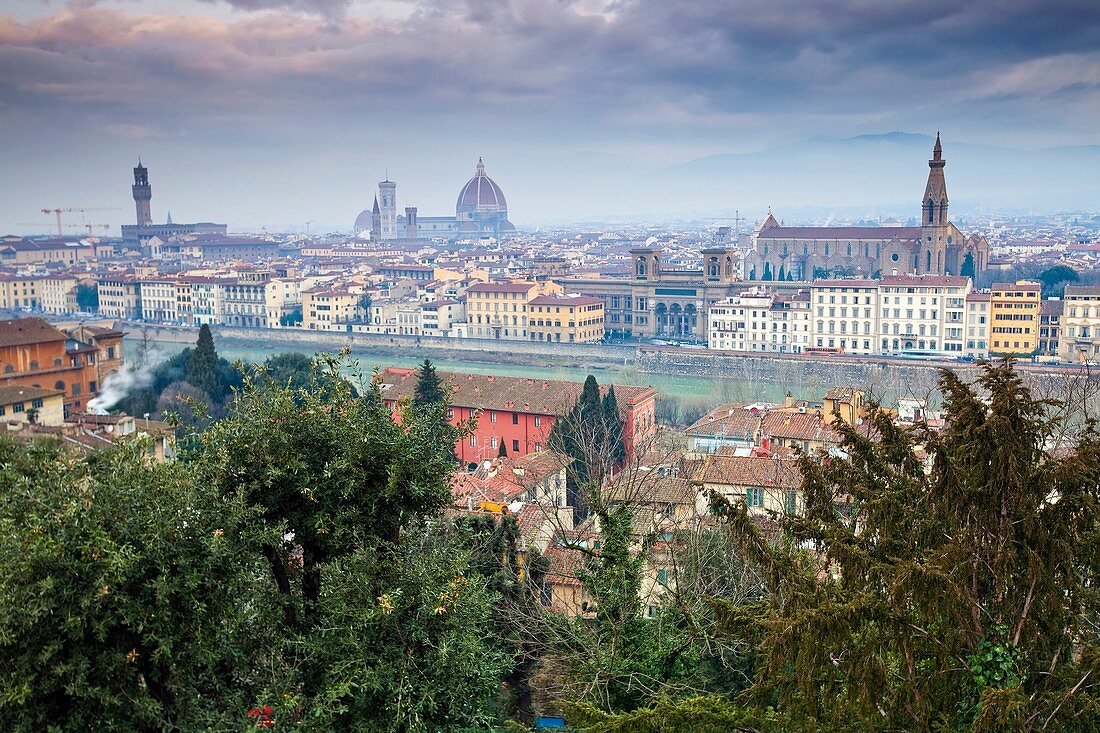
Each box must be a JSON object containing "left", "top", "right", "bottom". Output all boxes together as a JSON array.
[
  {"left": 166, "top": 211, "right": 173, "bottom": 225},
  {"left": 923, "top": 132, "right": 948, "bottom": 228},
  {"left": 372, "top": 194, "right": 380, "bottom": 214}
]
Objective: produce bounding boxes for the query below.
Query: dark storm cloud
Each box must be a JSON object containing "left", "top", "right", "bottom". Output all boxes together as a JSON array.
[{"left": 0, "top": 0, "right": 1097, "bottom": 147}]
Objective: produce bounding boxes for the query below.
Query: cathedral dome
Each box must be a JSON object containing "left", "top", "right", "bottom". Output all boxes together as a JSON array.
[
  {"left": 353, "top": 209, "right": 373, "bottom": 232},
  {"left": 456, "top": 158, "right": 507, "bottom": 214}
]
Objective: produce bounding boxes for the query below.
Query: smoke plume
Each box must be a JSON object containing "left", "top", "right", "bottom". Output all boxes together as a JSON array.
[{"left": 87, "top": 359, "right": 160, "bottom": 414}]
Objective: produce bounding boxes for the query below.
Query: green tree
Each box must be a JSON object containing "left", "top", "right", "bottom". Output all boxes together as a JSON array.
[
  {"left": 0, "top": 437, "right": 274, "bottom": 731},
  {"left": 279, "top": 307, "right": 303, "bottom": 327},
  {"left": 1039, "top": 264, "right": 1079, "bottom": 297},
  {"left": 707, "top": 360, "right": 1100, "bottom": 731},
  {"left": 961, "top": 251, "right": 976, "bottom": 279},
  {"left": 413, "top": 358, "right": 446, "bottom": 407},
  {"left": 186, "top": 324, "right": 218, "bottom": 397},
  {"left": 75, "top": 283, "right": 99, "bottom": 312},
  {"left": 498, "top": 439, "right": 508, "bottom": 458}
]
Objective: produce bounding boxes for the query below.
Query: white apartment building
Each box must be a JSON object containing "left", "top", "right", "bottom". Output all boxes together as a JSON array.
[
  {"left": 186, "top": 278, "right": 225, "bottom": 326},
  {"left": 137, "top": 279, "right": 181, "bottom": 323},
  {"left": 420, "top": 299, "right": 466, "bottom": 336},
  {"left": 876, "top": 275, "right": 971, "bottom": 355},
  {"left": 220, "top": 280, "right": 269, "bottom": 328},
  {"left": 965, "top": 292, "right": 991, "bottom": 358},
  {"left": 809, "top": 280, "right": 880, "bottom": 354},
  {"left": 707, "top": 288, "right": 778, "bottom": 352},
  {"left": 768, "top": 292, "right": 812, "bottom": 353},
  {"left": 1059, "top": 285, "right": 1100, "bottom": 363}
]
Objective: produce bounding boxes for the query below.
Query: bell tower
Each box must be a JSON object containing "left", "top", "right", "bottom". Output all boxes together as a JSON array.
[
  {"left": 132, "top": 160, "right": 152, "bottom": 226},
  {"left": 920, "top": 133, "right": 949, "bottom": 273}
]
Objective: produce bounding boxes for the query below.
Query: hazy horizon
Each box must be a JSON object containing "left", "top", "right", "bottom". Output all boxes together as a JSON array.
[{"left": 2, "top": 0, "right": 1099, "bottom": 234}]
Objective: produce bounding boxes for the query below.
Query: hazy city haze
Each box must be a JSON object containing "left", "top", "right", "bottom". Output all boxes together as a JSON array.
[{"left": 2, "top": 0, "right": 1099, "bottom": 232}]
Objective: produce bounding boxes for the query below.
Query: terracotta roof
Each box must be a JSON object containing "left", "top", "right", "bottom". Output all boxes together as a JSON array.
[
  {"left": 528, "top": 294, "right": 604, "bottom": 306},
  {"left": 757, "top": 226, "right": 921, "bottom": 240},
  {"left": 1064, "top": 285, "right": 1100, "bottom": 298},
  {"left": 1041, "top": 300, "right": 1064, "bottom": 316},
  {"left": 761, "top": 411, "right": 841, "bottom": 444},
  {"left": 824, "top": 386, "right": 860, "bottom": 402},
  {"left": 879, "top": 275, "right": 970, "bottom": 287},
  {"left": 467, "top": 282, "right": 539, "bottom": 294},
  {"left": 0, "top": 385, "right": 63, "bottom": 404},
  {"left": 0, "top": 317, "right": 66, "bottom": 348},
  {"left": 992, "top": 282, "right": 1041, "bottom": 292},
  {"left": 379, "top": 368, "right": 655, "bottom": 416},
  {"left": 685, "top": 404, "right": 763, "bottom": 440},
  {"left": 812, "top": 279, "right": 879, "bottom": 288},
  {"left": 691, "top": 454, "right": 803, "bottom": 490}
]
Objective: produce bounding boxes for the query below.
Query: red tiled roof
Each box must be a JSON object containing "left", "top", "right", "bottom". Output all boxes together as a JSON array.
[
  {"left": 379, "top": 368, "right": 654, "bottom": 416},
  {"left": 467, "top": 282, "right": 540, "bottom": 294},
  {"left": 0, "top": 317, "right": 66, "bottom": 348},
  {"left": 686, "top": 404, "right": 762, "bottom": 440},
  {"left": 690, "top": 455, "right": 803, "bottom": 490},
  {"left": 528, "top": 294, "right": 603, "bottom": 306},
  {"left": 761, "top": 411, "right": 841, "bottom": 444},
  {"left": 879, "top": 275, "right": 970, "bottom": 287}
]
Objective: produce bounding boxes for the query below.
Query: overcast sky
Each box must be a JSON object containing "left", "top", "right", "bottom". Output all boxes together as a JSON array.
[{"left": 2, "top": 0, "right": 1099, "bottom": 233}]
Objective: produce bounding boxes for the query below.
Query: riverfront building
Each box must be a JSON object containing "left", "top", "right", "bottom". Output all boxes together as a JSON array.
[{"left": 377, "top": 368, "right": 657, "bottom": 466}]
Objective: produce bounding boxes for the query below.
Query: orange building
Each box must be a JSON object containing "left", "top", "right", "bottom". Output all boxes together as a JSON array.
[
  {"left": 378, "top": 368, "right": 658, "bottom": 467},
  {"left": 0, "top": 318, "right": 122, "bottom": 417}
]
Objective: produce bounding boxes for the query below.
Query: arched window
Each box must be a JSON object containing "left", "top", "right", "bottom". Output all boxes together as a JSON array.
[
  {"left": 53, "top": 357, "right": 62, "bottom": 366},
  {"left": 55, "top": 380, "right": 65, "bottom": 390},
  {"left": 927, "top": 250, "right": 932, "bottom": 271},
  {"left": 847, "top": 243, "right": 852, "bottom": 256},
  {"left": 29, "top": 360, "right": 38, "bottom": 369}
]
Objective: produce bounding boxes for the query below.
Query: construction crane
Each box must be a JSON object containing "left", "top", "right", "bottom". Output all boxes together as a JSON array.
[
  {"left": 16, "top": 222, "right": 111, "bottom": 237},
  {"left": 40, "top": 207, "right": 120, "bottom": 236}
]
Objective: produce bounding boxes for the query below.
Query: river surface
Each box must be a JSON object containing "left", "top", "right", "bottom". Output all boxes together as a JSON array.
[{"left": 125, "top": 335, "right": 800, "bottom": 408}]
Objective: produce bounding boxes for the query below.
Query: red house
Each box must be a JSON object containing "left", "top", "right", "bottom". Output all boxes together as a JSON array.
[{"left": 377, "top": 368, "right": 657, "bottom": 466}]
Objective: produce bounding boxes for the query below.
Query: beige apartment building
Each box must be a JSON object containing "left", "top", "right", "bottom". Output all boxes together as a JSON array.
[
  {"left": 97, "top": 276, "right": 142, "bottom": 320},
  {"left": 302, "top": 288, "right": 359, "bottom": 331},
  {"left": 527, "top": 294, "right": 605, "bottom": 343},
  {"left": 466, "top": 281, "right": 562, "bottom": 340},
  {"left": 1058, "top": 285, "right": 1100, "bottom": 363},
  {"left": 990, "top": 281, "right": 1041, "bottom": 356},
  {"left": 0, "top": 274, "right": 41, "bottom": 310}
]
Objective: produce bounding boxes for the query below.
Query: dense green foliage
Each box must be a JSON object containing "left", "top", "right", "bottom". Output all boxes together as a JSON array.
[
  {"left": 1, "top": 356, "right": 506, "bottom": 731},
  {"left": 703, "top": 360, "right": 1100, "bottom": 731},
  {"left": 3, "top": 357, "right": 1097, "bottom": 731}
]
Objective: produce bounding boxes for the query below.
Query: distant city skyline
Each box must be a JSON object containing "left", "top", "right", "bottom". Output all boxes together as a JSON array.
[{"left": 2, "top": 0, "right": 1099, "bottom": 233}]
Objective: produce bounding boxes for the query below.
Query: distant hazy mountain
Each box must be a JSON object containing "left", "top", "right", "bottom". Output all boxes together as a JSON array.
[{"left": 641, "top": 132, "right": 1100, "bottom": 222}]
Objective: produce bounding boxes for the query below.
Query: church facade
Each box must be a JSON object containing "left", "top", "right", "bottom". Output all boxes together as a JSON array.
[
  {"left": 743, "top": 136, "right": 989, "bottom": 281},
  {"left": 353, "top": 158, "right": 516, "bottom": 241}
]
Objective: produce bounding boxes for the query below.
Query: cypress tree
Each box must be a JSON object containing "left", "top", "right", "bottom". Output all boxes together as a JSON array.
[
  {"left": 185, "top": 323, "right": 218, "bottom": 396},
  {"left": 601, "top": 385, "right": 626, "bottom": 466},
  {"left": 497, "top": 439, "right": 508, "bottom": 459},
  {"left": 412, "top": 358, "right": 445, "bottom": 407}
]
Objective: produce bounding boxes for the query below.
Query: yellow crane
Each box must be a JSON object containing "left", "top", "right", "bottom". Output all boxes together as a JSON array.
[{"left": 40, "top": 207, "right": 120, "bottom": 236}]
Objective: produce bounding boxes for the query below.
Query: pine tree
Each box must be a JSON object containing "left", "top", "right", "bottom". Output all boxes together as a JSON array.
[
  {"left": 709, "top": 360, "right": 1100, "bottom": 730},
  {"left": 412, "top": 358, "right": 445, "bottom": 407},
  {"left": 186, "top": 323, "right": 218, "bottom": 396}
]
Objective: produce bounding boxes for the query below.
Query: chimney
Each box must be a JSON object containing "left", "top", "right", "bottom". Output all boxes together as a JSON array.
[{"left": 785, "top": 391, "right": 793, "bottom": 409}]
